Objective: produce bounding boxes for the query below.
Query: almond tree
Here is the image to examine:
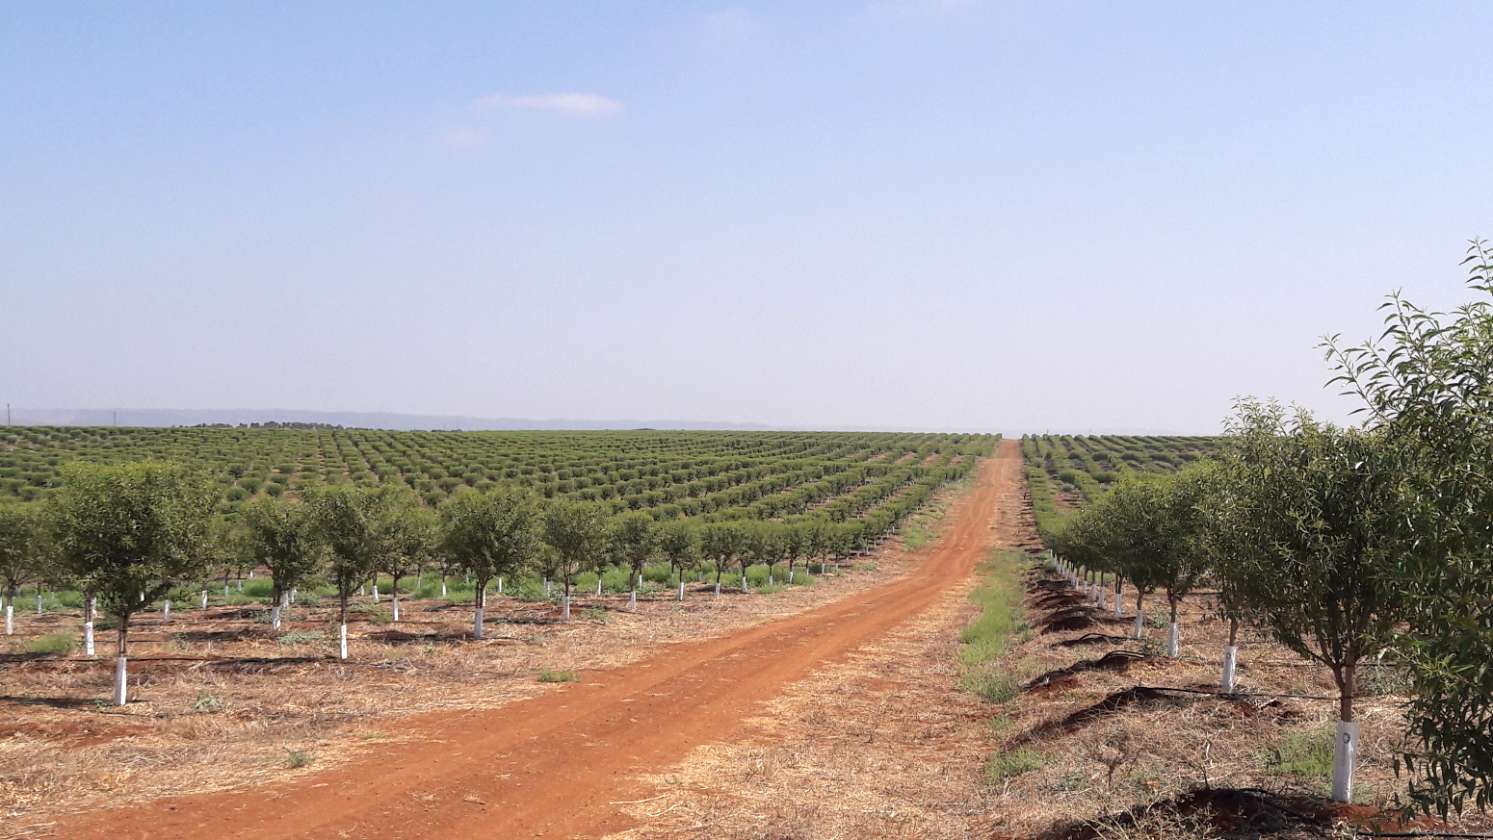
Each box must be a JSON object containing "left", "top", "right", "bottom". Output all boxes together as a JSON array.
[
  {"left": 656, "top": 519, "right": 698, "bottom": 601},
  {"left": 48, "top": 462, "right": 217, "bottom": 704},
  {"left": 698, "top": 521, "right": 742, "bottom": 596},
  {"left": 609, "top": 511, "right": 655, "bottom": 610},
  {"left": 307, "top": 484, "right": 393, "bottom": 659},
  {"left": 542, "top": 500, "right": 611, "bottom": 620},
  {"left": 1222, "top": 400, "right": 1406, "bottom": 803},
  {"left": 440, "top": 487, "right": 539, "bottom": 639},
  {"left": 0, "top": 500, "right": 43, "bottom": 636},
  {"left": 239, "top": 496, "right": 324, "bottom": 631},
  {"left": 379, "top": 490, "right": 438, "bottom": 623},
  {"left": 739, "top": 521, "right": 782, "bottom": 592},
  {"left": 1322, "top": 240, "right": 1493, "bottom": 814}
]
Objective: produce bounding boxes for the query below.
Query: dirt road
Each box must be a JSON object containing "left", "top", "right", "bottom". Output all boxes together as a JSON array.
[{"left": 58, "top": 440, "right": 1021, "bottom": 840}]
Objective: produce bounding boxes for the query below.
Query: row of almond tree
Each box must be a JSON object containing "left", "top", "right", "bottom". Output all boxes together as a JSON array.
[
  {"left": 0, "top": 462, "right": 949, "bottom": 706},
  {"left": 1048, "top": 242, "right": 1493, "bottom": 817}
]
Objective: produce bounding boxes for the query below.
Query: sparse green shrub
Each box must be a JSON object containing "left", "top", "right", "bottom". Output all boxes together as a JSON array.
[
  {"left": 27, "top": 633, "right": 77, "bottom": 655},
  {"left": 984, "top": 748, "right": 1044, "bottom": 783}
]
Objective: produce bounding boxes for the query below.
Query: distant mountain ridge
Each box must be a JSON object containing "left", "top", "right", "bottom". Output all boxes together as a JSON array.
[{"left": 5, "top": 408, "right": 774, "bottom": 432}]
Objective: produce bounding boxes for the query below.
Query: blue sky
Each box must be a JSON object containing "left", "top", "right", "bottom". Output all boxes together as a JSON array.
[{"left": 3, "top": 1, "right": 1490, "bottom": 433}]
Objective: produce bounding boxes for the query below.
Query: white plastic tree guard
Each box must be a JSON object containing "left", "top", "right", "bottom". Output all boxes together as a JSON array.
[
  {"left": 113, "top": 656, "right": 128, "bottom": 705},
  {"left": 1220, "top": 645, "right": 1238, "bottom": 693},
  {"left": 1332, "top": 720, "right": 1360, "bottom": 803}
]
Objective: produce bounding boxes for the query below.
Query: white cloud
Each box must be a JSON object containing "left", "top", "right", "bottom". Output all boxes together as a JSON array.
[
  {"left": 440, "top": 126, "right": 489, "bottom": 149},
  {"left": 473, "top": 92, "right": 623, "bottom": 117}
]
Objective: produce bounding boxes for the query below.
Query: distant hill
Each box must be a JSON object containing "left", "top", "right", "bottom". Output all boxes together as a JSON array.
[{"left": 4, "top": 408, "right": 773, "bottom": 432}]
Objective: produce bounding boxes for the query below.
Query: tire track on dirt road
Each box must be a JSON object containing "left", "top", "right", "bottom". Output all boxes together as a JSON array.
[{"left": 57, "top": 440, "right": 1023, "bottom": 840}]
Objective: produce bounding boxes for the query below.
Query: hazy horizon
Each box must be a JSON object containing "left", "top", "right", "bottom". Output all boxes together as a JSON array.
[{"left": 5, "top": 2, "right": 1490, "bottom": 434}]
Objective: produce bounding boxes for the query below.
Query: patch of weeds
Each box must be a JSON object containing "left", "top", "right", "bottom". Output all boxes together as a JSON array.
[
  {"left": 537, "top": 669, "right": 577, "bottom": 684},
  {"left": 276, "top": 631, "right": 326, "bottom": 645},
  {"left": 284, "top": 748, "right": 314, "bottom": 769},
  {"left": 27, "top": 633, "right": 77, "bottom": 655},
  {"left": 984, "top": 748, "right": 1044, "bottom": 783},
  {"left": 754, "top": 583, "right": 785, "bottom": 595},
  {"left": 1263, "top": 726, "right": 1335, "bottom": 781},
  {"left": 902, "top": 524, "right": 934, "bottom": 550},
  {"left": 962, "top": 669, "right": 1021, "bottom": 704},
  {"left": 584, "top": 606, "right": 607, "bottom": 623},
  {"left": 353, "top": 605, "right": 391, "bottom": 625},
  {"left": 855, "top": 561, "right": 879, "bottom": 572},
  {"left": 242, "top": 579, "right": 274, "bottom": 598},
  {"left": 192, "top": 692, "right": 223, "bottom": 713},
  {"left": 959, "top": 550, "right": 1027, "bottom": 707},
  {"left": 959, "top": 550, "right": 1024, "bottom": 665}
]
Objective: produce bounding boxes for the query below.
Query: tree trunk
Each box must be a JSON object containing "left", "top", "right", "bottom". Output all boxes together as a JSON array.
[
  {"left": 1221, "top": 617, "right": 1240, "bottom": 694},
  {"left": 1337, "top": 665, "right": 1356, "bottom": 723},
  {"left": 1331, "top": 664, "right": 1360, "bottom": 803},
  {"left": 113, "top": 616, "right": 130, "bottom": 705},
  {"left": 1166, "top": 598, "right": 1180, "bottom": 657},
  {"left": 391, "top": 573, "right": 401, "bottom": 623},
  {"left": 562, "top": 578, "right": 572, "bottom": 620},
  {"left": 338, "top": 590, "right": 349, "bottom": 660},
  {"left": 1133, "top": 591, "right": 1145, "bottom": 639},
  {"left": 83, "top": 594, "right": 95, "bottom": 656},
  {"left": 473, "top": 582, "right": 486, "bottom": 640}
]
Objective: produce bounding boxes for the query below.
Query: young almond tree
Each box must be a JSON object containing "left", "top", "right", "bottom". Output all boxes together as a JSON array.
[
  {"left": 698, "top": 521, "right": 743, "bottom": 596},
  {"left": 1323, "top": 241, "right": 1493, "bottom": 815},
  {"left": 1224, "top": 399, "right": 1406, "bottom": 803},
  {"left": 738, "top": 521, "right": 781, "bottom": 593},
  {"left": 440, "top": 487, "right": 539, "bottom": 639},
  {"left": 542, "top": 500, "right": 611, "bottom": 621},
  {"left": 781, "top": 522, "right": 808, "bottom": 584},
  {"left": 379, "top": 490, "right": 438, "bottom": 624},
  {"left": 1196, "top": 461, "right": 1266, "bottom": 694},
  {"left": 307, "top": 484, "right": 392, "bottom": 659},
  {"left": 1152, "top": 466, "right": 1214, "bottom": 657},
  {"left": 48, "top": 462, "right": 218, "bottom": 705},
  {"left": 1069, "top": 476, "right": 1166, "bottom": 639},
  {"left": 239, "top": 496, "right": 324, "bottom": 632},
  {"left": 656, "top": 519, "right": 698, "bottom": 601},
  {"left": 0, "top": 500, "right": 44, "bottom": 636},
  {"left": 609, "top": 511, "right": 655, "bottom": 610}
]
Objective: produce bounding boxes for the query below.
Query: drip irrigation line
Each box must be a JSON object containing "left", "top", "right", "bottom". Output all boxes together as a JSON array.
[
  {"left": 1135, "top": 683, "right": 1342, "bottom": 702},
  {"left": 1356, "top": 833, "right": 1493, "bottom": 838}
]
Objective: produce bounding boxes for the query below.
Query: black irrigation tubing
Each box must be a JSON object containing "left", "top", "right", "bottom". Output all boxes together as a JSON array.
[
  {"left": 1356, "top": 833, "right": 1493, "bottom": 838},
  {"left": 1134, "top": 683, "right": 1342, "bottom": 702}
]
